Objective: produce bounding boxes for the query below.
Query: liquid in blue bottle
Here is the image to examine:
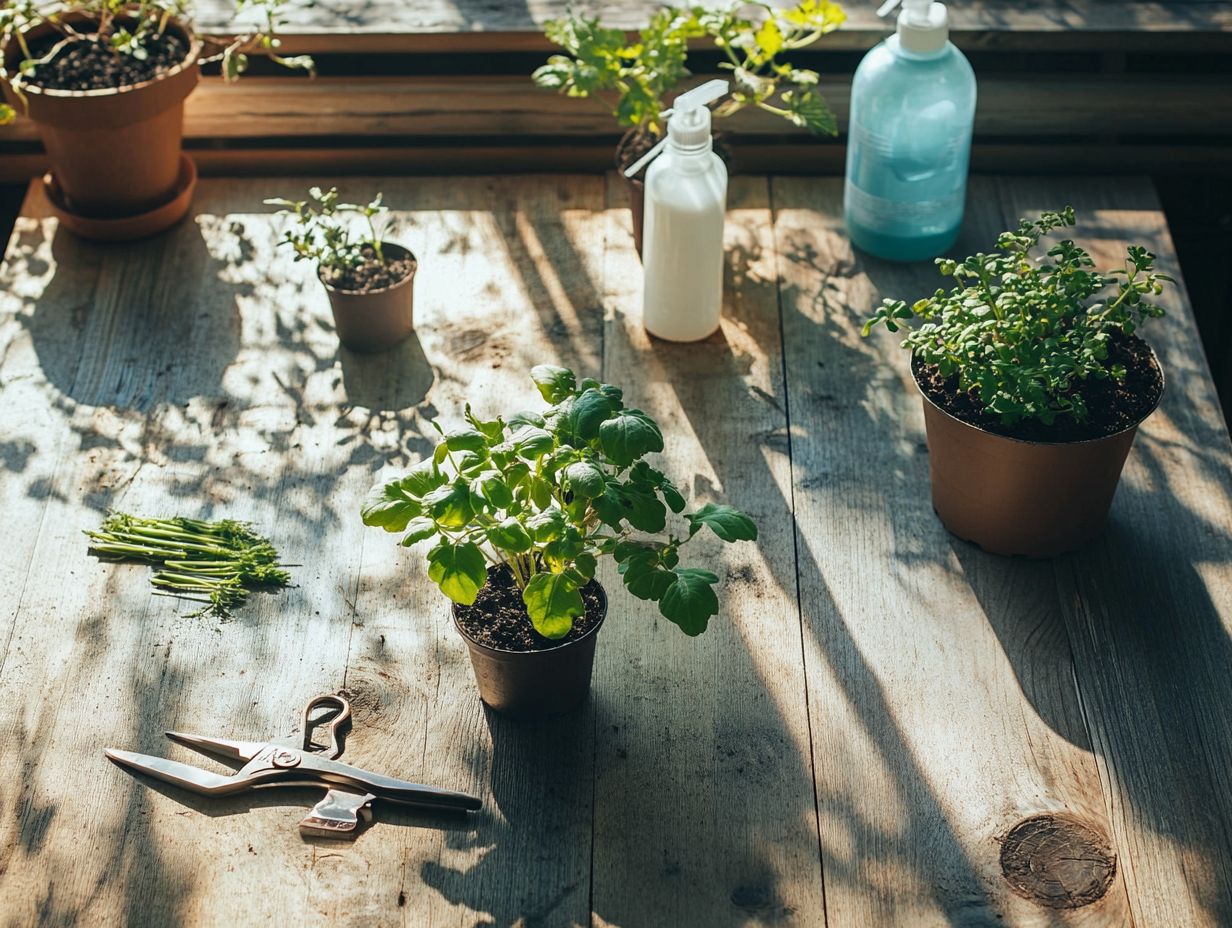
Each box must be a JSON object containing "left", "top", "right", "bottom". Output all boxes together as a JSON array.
[{"left": 844, "top": 0, "right": 976, "bottom": 261}]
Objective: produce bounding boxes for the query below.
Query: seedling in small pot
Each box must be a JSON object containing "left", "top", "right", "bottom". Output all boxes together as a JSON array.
[
  {"left": 863, "top": 208, "right": 1174, "bottom": 556},
  {"left": 267, "top": 187, "right": 418, "bottom": 353},
  {"left": 0, "top": 0, "right": 312, "bottom": 238},
  {"left": 362, "top": 366, "right": 758, "bottom": 715}
]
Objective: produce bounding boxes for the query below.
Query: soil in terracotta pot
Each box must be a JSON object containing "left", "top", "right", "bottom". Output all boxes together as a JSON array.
[
  {"left": 24, "top": 29, "right": 189, "bottom": 91},
  {"left": 455, "top": 566, "right": 604, "bottom": 653},
  {"left": 917, "top": 332, "right": 1163, "bottom": 443},
  {"left": 323, "top": 246, "right": 416, "bottom": 293}
]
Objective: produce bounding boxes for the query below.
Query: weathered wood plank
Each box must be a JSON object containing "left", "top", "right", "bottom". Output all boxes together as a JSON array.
[
  {"left": 334, "top": 174, "right": 608, "bottom": 928},
  {"left": 192, "top": 0, "right": 1232, "bottom": 53},
  {"left": 589, "top": 175, "right": 826, "bottom": 925},
  {"left": 997, "top": 177, "right": 1232, "bottom": 927},
  {"left": 5, "top": 74, "right": 1229, "bottom": 145},
  {"left": 773, "top": 175, "right": 1136, "bottom": 925}
]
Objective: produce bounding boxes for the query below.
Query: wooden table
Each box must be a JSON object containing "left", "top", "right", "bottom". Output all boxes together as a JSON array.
[{"left": 0, "top": 174, "right": 1229, "bottom": 927}]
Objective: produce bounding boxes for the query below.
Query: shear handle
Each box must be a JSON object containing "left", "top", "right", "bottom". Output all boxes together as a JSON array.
[
  {"left": 302, "top": 694, "right": 350, "bottom": 759},
  {"left": 288, "top": 751, "right": 482, "bottom": 811}
]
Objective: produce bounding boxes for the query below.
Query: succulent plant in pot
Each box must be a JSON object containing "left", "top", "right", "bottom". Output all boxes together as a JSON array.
[
  {"left": 532, "top": 0, "right": 844, "bottom": 256},
  {"left": 863, "top": 208, "right": 1173, "bottom": 557},
  {"left": 267, "top": 186, "right": 418, "bottom": 354},
  {"left": 0, "top": 0, "right": 312, "bottom": 241},
  {"left": 361, "top": 365, "right": 758, "bottom": 717}
]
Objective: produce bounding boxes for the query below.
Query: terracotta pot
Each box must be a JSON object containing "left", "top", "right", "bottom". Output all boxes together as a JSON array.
[
  {"left": 1, "top": 13, "right": 201, "bottom": 222},
  {"left": 320, "top": 243, "right": 417, "bottom": 353},
  {"left": 452, "top": 584, "right": 607, "bottom": 719},
  {"left": 915, "top": 353, "right": 1164, "bottom": 558}
]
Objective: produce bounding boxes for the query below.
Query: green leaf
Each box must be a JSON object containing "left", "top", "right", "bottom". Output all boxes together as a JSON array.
[
  {"left": 471, "top": 471, "right": 514, "bottom": 509},
  {"left": 486, "top": 518, "right": 533, "bottom": 553},
  {"left": 527, "top": 507, "right": 567, "bottom": 542},
  {"left": 426, "top": 481, "right": 476, "bottom": 529},
  {"left": 445, "top": 428, "right": 488, "bottom": 452},
  {"left": 564, "top": 461, "right": 605, "bottom": 499},
  {"left": 507, "top": 410, "right": 546, "bottom": 430},
  {"left": 661, "top": 481, "right": 686, "bottom": 514},
  {"left": 427, "top": 542, "right": 488, "bottom": 605},
  {"left": 400, "top": 458, "right": 445, "bottom": 497},
  {"left": 620, "top": 482, "right": 667, "bottom": 533},
  {"left": 513, "top": 426, "right": 554, "bottom": 459},
  {"left": 543, "top": 528, "right": 584, "bottom": 571},
  {"left": 572, "top": 387, "right": 614, "bottom": 440},
  {"left": 659, "top": 568, "right": 721, "bottom": 635},
  {"left": 686, "top": 503, "right": 758, "bottom": 542},
  {"left": 530, "top": 364, "right": 577, "bottom": 403},
  {"left": 523, "top": 572, "right": 584, "bottom": 639},
  {"left": 400, "top": 517, "right": 439, "bottom": 547},
  {"left": 598, "top": 410, "right": 664, "bottom": 465},
  {"left": 361, "top": 481, "right": 421, "bottom": 532},
  {"left": 529, "top": 474, "right": 555, "bottom": 509}
]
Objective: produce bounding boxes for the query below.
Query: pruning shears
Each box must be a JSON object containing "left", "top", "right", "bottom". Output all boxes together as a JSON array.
[{"left": 106, "top": 694, "right": 480, "bottom": 838}]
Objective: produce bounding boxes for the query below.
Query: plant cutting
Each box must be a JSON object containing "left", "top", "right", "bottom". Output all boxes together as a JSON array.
[
  {"left": 361, "top": 365, "right": 758, "bottom": 716},
  {"left": 863, "top": 207, "right": 1173, "bottom": 556},
  {"left": 266, "top": 186, "right": 418, "bottom": 354},
  {"left": 532, "top": 0, "right": 844, "bottom": 254},
  {"left": 0, "top": 0, "right": 312, "bottom": 240},
  {"left": 86, "top": 512, "right": 291, "bottom": 618}
]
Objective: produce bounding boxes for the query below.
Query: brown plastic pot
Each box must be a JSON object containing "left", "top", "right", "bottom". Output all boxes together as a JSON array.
[
  {"left": 915, "top": 352, "right": 1164, "bottom": 558},
  {"left": 320, "top": 243, "right": 417, "bottom": 353},
  {"left": 452, "top": 584, "right": 607, "bottom": 719},
  {"left": 1, "top": 14, "right": 201, "bottom": 223}
]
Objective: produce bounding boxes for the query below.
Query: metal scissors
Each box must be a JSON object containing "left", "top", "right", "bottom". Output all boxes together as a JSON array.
[{"left": 106, "top": 694, "right": 480, "bottom": 838}]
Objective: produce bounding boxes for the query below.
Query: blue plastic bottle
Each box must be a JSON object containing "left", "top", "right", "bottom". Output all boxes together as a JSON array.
[{"left": 844, "top": 0, "right": 976, "bottom": 261}]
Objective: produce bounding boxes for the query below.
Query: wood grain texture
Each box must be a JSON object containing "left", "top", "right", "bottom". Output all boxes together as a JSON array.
[
  {"left": 0, "top": 172, "right": 1230, "bottom": 926},
  {"left": 190, "top": 0, "right": 1232, "bottom": 53},
  {"left": 589, "top": 174, "right": 826, "bottom": 926},
  {"left": 4, "top": 74, "right": 1228, "bottom": 145}
]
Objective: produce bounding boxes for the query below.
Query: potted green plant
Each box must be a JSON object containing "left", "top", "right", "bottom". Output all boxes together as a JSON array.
[
  {"left": 532, "top": 0, "right": 844, "bottom": 255},
  {"left": 863, "top": 208, "right": 1173, "bottom": 557},
  {"left": 266, "top": 186, "right": 418, "bottom": 354},
  {"left": 0, "top": 0, "right": 312, "bottom": 241},
  {"left": 361, "top": 365, "right": 758, "bottom": 717}
]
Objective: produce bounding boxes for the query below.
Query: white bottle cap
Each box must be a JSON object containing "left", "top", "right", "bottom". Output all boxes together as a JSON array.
[
  {"left": 880, "top": 0, "right": 948, "bottom": 54},
  {"left": 667, "top": 78, "right": 728, "bottom": 149}
]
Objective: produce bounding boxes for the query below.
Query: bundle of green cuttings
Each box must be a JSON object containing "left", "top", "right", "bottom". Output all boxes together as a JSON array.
[{"left": 86, "top": 513, "right": 290, "bottom": 618}]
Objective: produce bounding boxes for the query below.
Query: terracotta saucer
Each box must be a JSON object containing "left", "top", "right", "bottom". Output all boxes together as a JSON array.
[{"left": 42, "top": 153, "right": 198, "bottom": 243}]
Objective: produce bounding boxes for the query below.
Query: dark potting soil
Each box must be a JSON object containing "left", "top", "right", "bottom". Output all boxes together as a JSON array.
[
  {"left": 23, "top": 30, "right": 189, "bottom": 92},
  {"left": 916, "top": 333, "right": 1164, "bottom": 443},
  {"left": 322, "top": 247, "right": 416, "bottom": 294},
  {"left": 455, "top": 566, "right": 604, "bottom": 653}
]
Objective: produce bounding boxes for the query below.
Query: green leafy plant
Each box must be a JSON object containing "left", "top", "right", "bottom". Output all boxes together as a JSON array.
[
  {"left": 361, "top": 366, "right": 758, "bottom": 638},
  {"left": 86, "top": 512, "right": 291, "bottom": 618},
  {"left": 699, "top": 0, "right": 845, "bottom": 135},
  {"left": 532, "top": 7, "right": 701, "bottom": 144},
  {"left": 531, "top": 0, "right": 844, "bottom": 151},
  {"left": 0, "top": 0, "right": 313, "bottom": 125},
  {"left": 265, "top": 186, "right": 392, "bottom": 280},
  {"left": 863, "top": 208, "right": 1174, "bottom": 426}
]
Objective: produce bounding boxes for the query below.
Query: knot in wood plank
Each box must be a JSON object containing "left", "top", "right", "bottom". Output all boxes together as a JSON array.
[{"left": 999, "top": 813, "right": 1116, "bottom": 909}]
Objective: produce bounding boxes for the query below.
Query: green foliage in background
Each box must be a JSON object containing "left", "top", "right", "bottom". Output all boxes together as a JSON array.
[
  {"left": 531, "top": 0, "right": 845, "bottom": 147},
  {"left": 362, "top": 366, "right": 758, "bottom": 639},
  {"left": 863, "top": 208, "right": 1174, "bottom": 426},
  {"left": 0, "top": 0, "right": 313, "bottom": 125}
]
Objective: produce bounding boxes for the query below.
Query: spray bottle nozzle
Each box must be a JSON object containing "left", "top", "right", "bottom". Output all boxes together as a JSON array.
[
  {"left": 623, "top": 79, "right": 729, "bottom": 179},
  {"left": 877, "top": 0, "right": 933, "bottom": 24}
]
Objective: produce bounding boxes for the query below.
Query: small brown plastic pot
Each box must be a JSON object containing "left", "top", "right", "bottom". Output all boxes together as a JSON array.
[
  {"left": 319, "top": 243, "right": 417, "bottom": 353},
  {"left": 915, "top": 353, "right": 1164, "bottom": 558},
  {"left": 1, "top": 13, "right": 201, "bottom": 224},
  {"left": 452, "top": 585, "right": 607, "bottom": 719}
]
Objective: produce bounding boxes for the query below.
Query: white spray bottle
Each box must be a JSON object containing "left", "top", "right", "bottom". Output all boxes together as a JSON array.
[{"left": 626, "top": 79, "right": 729, "bottom": 343}]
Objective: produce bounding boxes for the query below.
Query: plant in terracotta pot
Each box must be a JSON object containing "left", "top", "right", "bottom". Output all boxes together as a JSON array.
[
  {"left": 863, "top": 207, "right": 1173, "bottom": 557},
  {"left": 532, "top": 0, "right": 844, "bottom": 255},
  {"left": 266, "top": 186, "right": 418, "bottom": 354},
  {"left": 361, "top": 365, "right": 758, "bottom": 717},
  {"left": 0, "top": 0, "right": 312, "bottom": 240}
]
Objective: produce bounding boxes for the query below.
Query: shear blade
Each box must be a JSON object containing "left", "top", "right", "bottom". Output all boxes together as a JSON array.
[
  {"left": 106, "top": 748, "right": 237, "bottom": 794},
  {"left": 165, "top": 731, "right": 266, "bottom": 762}
]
